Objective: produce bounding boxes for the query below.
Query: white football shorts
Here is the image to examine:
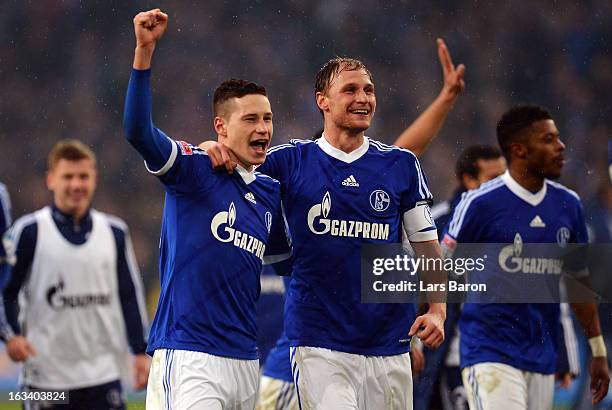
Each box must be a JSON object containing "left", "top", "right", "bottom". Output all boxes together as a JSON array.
[
  {"left": 147, "top": 348, "right": 259, "bottom": 409},
  {"left": 290, "top": 346, "right": 413, "bottom": 409},
  {"left": 462, "top": 362, "right": 554, "bottom": 410},
  {"left": 256, "top": 375, "right": 298, "bottom": 410}
]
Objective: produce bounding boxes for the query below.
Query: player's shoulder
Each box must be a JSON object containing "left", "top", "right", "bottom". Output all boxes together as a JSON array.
[
  {"left": 545, "top": 180, "right": 581, "bottom": 203},
  {"left": 93, "top": 210, "right": 129, "bottom": 234},
  {"left": 174, "top": 140, "right": 208, "bottom": 157},
  {"left": 0, "top": 182, "right": 8, "bottom": 198},
  {"left": 8, "top": 210, "right": 40, "bottom": 243},
  {"left": 267, "top": 139, "right": 314, "bottom": 156},
  {"left": 456, "top": 176, "right": 507, "bottom": 212},
  {"left": 254, "top": 171, "right": 281, "bottom": 189},
  {"left": 367, "top": 137, "right": 418, "bottom": 161}
]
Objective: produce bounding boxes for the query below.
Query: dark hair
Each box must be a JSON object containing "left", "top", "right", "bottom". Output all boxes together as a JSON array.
[
  {"left": 455, "top": 145, "right": 502, "bottom": 181},
  {"left": 213, "top": 78, "right": 267, "bottom": 117},
  {"left": 496, "top": 104, "right": 552, "bottom": 161},
  {"left": 48, "top": 139, "right": 96, "bottom": 170}
]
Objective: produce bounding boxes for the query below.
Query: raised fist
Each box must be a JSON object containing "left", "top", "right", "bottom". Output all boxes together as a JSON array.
[{"left": 133, "top": 8, "right": 168, "bottom": 48}]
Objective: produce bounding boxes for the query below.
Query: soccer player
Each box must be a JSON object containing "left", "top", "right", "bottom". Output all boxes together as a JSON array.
[
  {"left": 124, "top": 9, "right": 286, "bottom": 409},
  {"left": 256, "top": 39, "right": 466, "bottom": 408},
  {"left": 443, "top": 105, "right": 610, "bottom": 409},
  {"left": 206, "top": 46, "right": 467, "bottom": 407},
  {"left": 412, "top": 145, "right": 505, "bottom": 410},
  {"left": 0, "top": 140, "right": 149, "bottom": 409}
]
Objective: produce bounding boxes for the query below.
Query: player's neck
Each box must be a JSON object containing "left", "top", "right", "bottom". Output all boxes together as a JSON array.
[
  {"left": 323, "top": 126, "right": 365, "bottom": 153},
  {"left": 508, "top": 165, "right": 545, "bottom": 193},
  {"left": 236, "top": 160, "right": 254, "bottom": 173},
  {"left": 53, "top": 203, "right": 89, "bottom": 224}
]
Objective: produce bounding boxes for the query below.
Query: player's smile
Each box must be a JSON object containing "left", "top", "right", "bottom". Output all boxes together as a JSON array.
[
  {"left": 249, "top": 138, "right": 269, "bottom": 156},
  {"left": 348, "top": 107, "right": 371, "bottom": 116}
]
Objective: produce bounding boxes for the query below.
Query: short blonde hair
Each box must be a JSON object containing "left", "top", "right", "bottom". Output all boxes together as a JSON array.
[{"left": 48, "top": 139, "right": 97, "bottom": 170}]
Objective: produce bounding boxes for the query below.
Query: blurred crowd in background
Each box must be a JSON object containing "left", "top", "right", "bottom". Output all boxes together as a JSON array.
[{"left": 1, "top": 0, "right": 611, "bottom": 300}]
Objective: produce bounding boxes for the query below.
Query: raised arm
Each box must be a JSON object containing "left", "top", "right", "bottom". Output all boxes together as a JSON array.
[
  {"left": 393, "top": 38, "right": 465, "bottom": 156},
  {"left": 123, "top": 8, "right": 174, "bottom": 171}
]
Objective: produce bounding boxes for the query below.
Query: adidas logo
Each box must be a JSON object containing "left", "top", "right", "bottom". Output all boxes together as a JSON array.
[
  {"left": 529, "top": 215, "right": 546, "bottom": 228},
  {"left": 342, "top": 175, "right": 360, "bottom": 187},
  {"left": 244, "top": 192, "right": 256, "bottom": 204}
]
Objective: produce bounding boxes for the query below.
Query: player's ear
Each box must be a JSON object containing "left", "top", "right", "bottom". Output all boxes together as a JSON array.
[
  {"left": 46, "top": 170, "right": 55, "bottom": 191},
  {"left": 510, "top": 142, "right": 528, "bottom": 160},
  {"left": 214, "top": 116, "right": 227, "bottom": 137},
  {"left": 316, "top": 92, "right": 329, "bottom": 112}
]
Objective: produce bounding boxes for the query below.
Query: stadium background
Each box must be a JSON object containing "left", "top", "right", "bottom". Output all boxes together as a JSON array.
[{"left": 0, "top": 1, "right": 611, "bottom": 409}]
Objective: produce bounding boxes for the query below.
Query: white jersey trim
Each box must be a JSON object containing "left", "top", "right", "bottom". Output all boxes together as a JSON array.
[
  {"left": 0, "top": 183, "right": 11, "bottom": 227},
  {"left": 560, "top": 303, "right": 580, "bottom": 375},
  {"left": 236, "top": 164, "right": 256, "bottom": 185},
  {"left": 408, "top": 229, "right": 438, "bottom": 243},
  {"left": 6, "top": 213, "right": 37, "bottom": 252},
  {"left": 545, "top": 180, "right": 581, "bottom": 201},
  {"left": 316, "top": 134, "right": 369, "bottom": 163},
  {"left": 104, "top": 213, "right": 149, "bottom": 332},
  {"left": 501, "top": 171, "right": 547, "bottom": 207},
  {"left": 145, "top": 138, "right": 178, "bottom": 176},
  {"left": 448, "top": 178, "right": 505, "bottom": 238}
]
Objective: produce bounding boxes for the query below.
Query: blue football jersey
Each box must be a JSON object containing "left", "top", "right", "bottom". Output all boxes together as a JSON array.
[
  {"left": 445, "top": 171, "right": 588, "bottom": 374},
  {"left": 257, "top": 136, "right": 437, "bottom": 356},
  {"left": 146, "top": 140, "right": 282, "bottom": 360}
]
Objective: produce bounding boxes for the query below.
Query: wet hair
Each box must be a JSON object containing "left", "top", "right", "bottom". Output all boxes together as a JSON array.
[
  {"left": 496, "top": 104, "right": 552, "bottom": 161},
  {"left": 315, "top": 57, "right": 373, "bottom": 95},
  {"left": 455, "top": 145, "right": 503, "bottom": 181},
  {"left": 213, "top": 79, "right": 267, "bottom": 118},
  {"left": 48, "top": 139, "right": 96, "bottom": 170},
  {"left": 314, "top": 57, "right": 373, "bottom": 115}
]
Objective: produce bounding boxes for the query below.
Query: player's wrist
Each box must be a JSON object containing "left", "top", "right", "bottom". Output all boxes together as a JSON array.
[
  {"left": 135, "top": 42, "right": 156, "bottom": 51},
  {"left": 427, "top": 302, "right": 446, "bottom": 320},
  {"left": 589, "top": 335, "right": 607, "bottom": 358}
]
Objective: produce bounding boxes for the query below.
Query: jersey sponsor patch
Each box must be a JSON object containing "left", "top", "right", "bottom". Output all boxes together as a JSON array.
[
  {"left": 308, "top": 191, "right": 390, "bottom": 240},
  {"left": 210, "top": 202, "right": 267, "bottom": 260},
  {"left": 178, "top": 140, "right": 193, "bottom": 155}
]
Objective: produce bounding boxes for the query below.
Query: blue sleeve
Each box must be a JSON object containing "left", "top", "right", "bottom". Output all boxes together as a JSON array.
[
  {"left": 399, "top": 153, "right": 434, "bottom": 213},
  {"left": 445, "top": 192, "right": 480, "bottom": 244},
  {"left": 123, "top": 69, "right": 174, "bottom": 171},
  {"left": 1, "top": 220, "right": 37, "bottom": 338},
  {"left": 257, "top": 143, "right": 299, "bottom": 186},
  {"left": 124, "top": 69, "right": 219, "bottom": 194},
  {"left": 399, "top": 153, "right": 437, "bottom": 242},
  {"left": 111, "top": 225, "right": 148, "bottom": 355},
  {"left": 573, "top": 199, "right": 589, "bottom": 244}
]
